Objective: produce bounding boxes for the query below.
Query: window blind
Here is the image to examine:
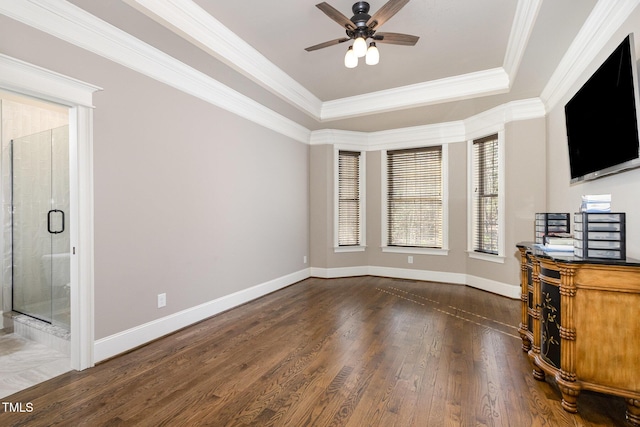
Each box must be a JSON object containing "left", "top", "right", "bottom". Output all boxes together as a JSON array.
[
  {"left": 473, "top": 135, "right": 499, "bottom": 254},
  {"left": 387, "top": 146, "right": 442, "bottom": 248},
  {"left": 338, "top": 151, "right": 361, "bottom": 246}
]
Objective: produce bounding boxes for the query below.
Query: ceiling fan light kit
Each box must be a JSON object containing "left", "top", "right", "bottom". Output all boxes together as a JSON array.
[
  {"left": 344, "top": 46, "right": 358, "bottom": 68},
  {"left": 306, "top": 0, "right": 419, "bottom": 68},
  {"left": 353, "top": 36, "right": 368, "bottom": 57},
  {"left": 365, "top": 42, "right": 379, "bottom": 65}
]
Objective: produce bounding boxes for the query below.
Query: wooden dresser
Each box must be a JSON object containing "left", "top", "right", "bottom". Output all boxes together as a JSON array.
[{"left": 516, "top": 242, "right": 640, "bottom": 426}]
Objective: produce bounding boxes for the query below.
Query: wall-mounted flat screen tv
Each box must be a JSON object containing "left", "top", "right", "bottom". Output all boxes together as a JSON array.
[{"left": 565, "top": 34, "right": 640, "bottom": 183}]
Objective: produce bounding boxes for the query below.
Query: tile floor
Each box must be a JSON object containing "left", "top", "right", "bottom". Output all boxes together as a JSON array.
[{"left": 0, "top": 332, "right": 70, "bottom": 399}]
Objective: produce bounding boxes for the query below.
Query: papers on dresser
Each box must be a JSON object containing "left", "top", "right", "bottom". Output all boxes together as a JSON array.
[{"left": 580, "top": 194, "right": 611, "bottom": 213}]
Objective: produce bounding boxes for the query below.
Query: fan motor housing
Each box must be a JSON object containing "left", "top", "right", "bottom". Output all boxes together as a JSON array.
[{"left": 351, "top": 1, "right": 371, "bottom": 29}]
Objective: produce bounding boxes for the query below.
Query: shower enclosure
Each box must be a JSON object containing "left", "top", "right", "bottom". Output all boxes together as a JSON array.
[{"left": 11, "top": 125, "right": 70, "bottom": 330}]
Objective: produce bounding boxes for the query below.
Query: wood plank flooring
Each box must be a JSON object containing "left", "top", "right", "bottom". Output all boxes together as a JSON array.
[{"left": 0, "top": 276, "right": 629, "bottom": 426}]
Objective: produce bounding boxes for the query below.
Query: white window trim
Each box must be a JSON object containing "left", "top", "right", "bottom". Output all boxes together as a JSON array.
[
  {"left": 335, "top": 246, "right": 366, "bottom": 253},
  {"left": 380, "top": 144, "right": 449, "bottom": 255},
  {"left": 383, "top": 246, "right": 449, "bottom": 256},
  {"left": 334, "top": 146, "right": 366, "bottom": 252},
  {"left": 466, "top": 131, "right": 506, "bottom": 263}
]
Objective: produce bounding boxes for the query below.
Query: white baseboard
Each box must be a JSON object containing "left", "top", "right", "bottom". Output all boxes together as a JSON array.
[
  {"left": 309, "top": 266, "right": 369, "bottom": 278},
  {"left": 94, "top": 266, "right": 519, "bottom": 363},
  {"left": 466, "top": 274, "right": 521, "bottom": 299},
  {"left": 93, "top": 268, "right": 310, "bottom": 363},
  {"left": 367, "top": 266, "right": 467, "bottom": 285},
  {"left": 310, "top": 266, "right": 519, "bottom": 299}
]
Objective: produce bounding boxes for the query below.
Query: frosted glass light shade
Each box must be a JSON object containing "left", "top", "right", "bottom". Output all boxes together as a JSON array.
[
  {"left": 353, "top": 37, "right": 367, "bottom": 57},
  {"left": 344, "top": 46, "right": 358, "bottom": 68},
  {"left": 365, "top": 43, "right": 379, "bottom": 65}
]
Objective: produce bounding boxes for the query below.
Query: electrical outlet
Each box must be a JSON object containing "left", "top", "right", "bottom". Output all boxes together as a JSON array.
[
  {"left": 158, "top": 293, "right": 166, "bottom": 308},
  {"left": 408, "top": 256, "right": 414, "bottom": 264},
  {"left": 303, "top": 255, "right": 308, "bottom": 264}
]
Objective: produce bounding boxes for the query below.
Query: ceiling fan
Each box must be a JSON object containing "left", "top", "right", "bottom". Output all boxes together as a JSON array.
[{"left": 305, "top": 0, "right": 419, "bottom": 67}]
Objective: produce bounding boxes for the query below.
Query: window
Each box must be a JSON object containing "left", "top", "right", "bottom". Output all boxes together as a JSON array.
[
  {"left": 472, "top": 135, "right": 499, "bottom": 254},
  {"left": 387, "top": 146, "right": 443, "bottom": 248},
  {"left": 338, "top": 150, "right": 362, "bottom": 246}
]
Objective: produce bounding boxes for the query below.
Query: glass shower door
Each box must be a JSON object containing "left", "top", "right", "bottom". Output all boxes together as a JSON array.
[{"left": 12, "top": 125, "right": 70, "bottom": 329}]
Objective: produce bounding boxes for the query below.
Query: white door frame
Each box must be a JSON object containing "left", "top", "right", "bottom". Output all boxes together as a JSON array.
[{"left": 0, "top": 53, "right": 101, "bottom": 370}]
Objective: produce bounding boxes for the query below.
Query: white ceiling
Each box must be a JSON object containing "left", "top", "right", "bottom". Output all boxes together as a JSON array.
[{"left": 68, "top": 0, "right": 602, "bottom": 132}]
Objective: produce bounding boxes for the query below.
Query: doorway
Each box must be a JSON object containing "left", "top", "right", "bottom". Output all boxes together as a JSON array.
[{"left": 0, "top": 52, "right": 100, "bottom": 373}]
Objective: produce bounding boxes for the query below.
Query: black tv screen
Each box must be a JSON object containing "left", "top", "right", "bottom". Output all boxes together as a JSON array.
[{"left": 565, "top": 34, "right": 640, "bottom": 183}]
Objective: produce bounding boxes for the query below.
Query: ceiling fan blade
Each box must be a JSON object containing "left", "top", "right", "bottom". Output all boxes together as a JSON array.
[
  {"left": 316, "top": 2, "right": 356, "bottom": 31},
  {"left": 373, "top": 32, "right": 419, "bottom": 46},
  {"left": 305, "top": 37, "right": 351, "bottom": 52},
  {"left": 367, "top": 0, "right": 410, "bottom": 29}
]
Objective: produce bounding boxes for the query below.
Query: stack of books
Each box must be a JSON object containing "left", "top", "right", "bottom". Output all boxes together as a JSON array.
[{"left": 543, "top": 233, "right": 574, "bottom": 252}]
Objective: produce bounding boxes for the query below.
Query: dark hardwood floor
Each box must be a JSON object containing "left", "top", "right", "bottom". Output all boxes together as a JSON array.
[{"left": 0, "top": 276, "right": 629, "bottom": 426}]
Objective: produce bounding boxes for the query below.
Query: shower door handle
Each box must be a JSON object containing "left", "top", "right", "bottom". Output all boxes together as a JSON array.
[{"left": 47, "top": 209, "right": 65, "bottom": 234}]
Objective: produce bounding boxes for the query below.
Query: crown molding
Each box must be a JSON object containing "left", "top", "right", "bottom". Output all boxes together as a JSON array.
[
  {"left": 502, "top": 0, "right": 543, "bottom": 82},
  {"left": 123, "top": 0, "right": 323, "bottom": 119},
  {"left": 0, "top": 0, "right": 311, "bottom": 143},
  {"left": 0, "top": 0, "right": 540, "bottom": 147},
  {"left": 541, "top": 0, "right": 640, "bottom": 110},
  {"left": 367, "top": 121, "right": 466, "bottom": 151},
  {"left": 310, "top": 98, "right": 544, "bottom": 150},
  {"left": 321, "top": 68, "right": 510, "bottom": 121},
  {"left": 309, "top": 122, "right": 466, "bottom": 150},
  {"left": 309, "top": 129, "right": 369, "bottom": 147},
  {"left": 309, "top": 123, "right": 464, "bottom": 151},
  {"left": 465, "top": 98, "right": 546, "bottom": 140},
  {"left": 2, "top": 0, "right": 626, "bottom": 147},
  {"left": 122, "top": 0, "right": 531, "bottom": 121}
]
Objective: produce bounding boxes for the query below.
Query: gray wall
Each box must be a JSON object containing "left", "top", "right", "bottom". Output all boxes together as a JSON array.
[
  {"left": 309, "top": 116, "right": 546, "bottom": 288},
  {"left": 0, "top": 16, "right": 309, "bottom": 340},
  {"left": 546, "top": 10, "right": 640, "bottom": 259}
]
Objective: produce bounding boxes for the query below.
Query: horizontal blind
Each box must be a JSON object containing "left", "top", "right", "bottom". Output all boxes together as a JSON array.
[
  {"left": 387, "top": 146, "right": 442, "bottom": 248},
  {"left": 473, "top": 135, "right": 499, "bottom": 254},
  {"left": 338, "top": 151, "right": 360, "bottom": 246}
]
